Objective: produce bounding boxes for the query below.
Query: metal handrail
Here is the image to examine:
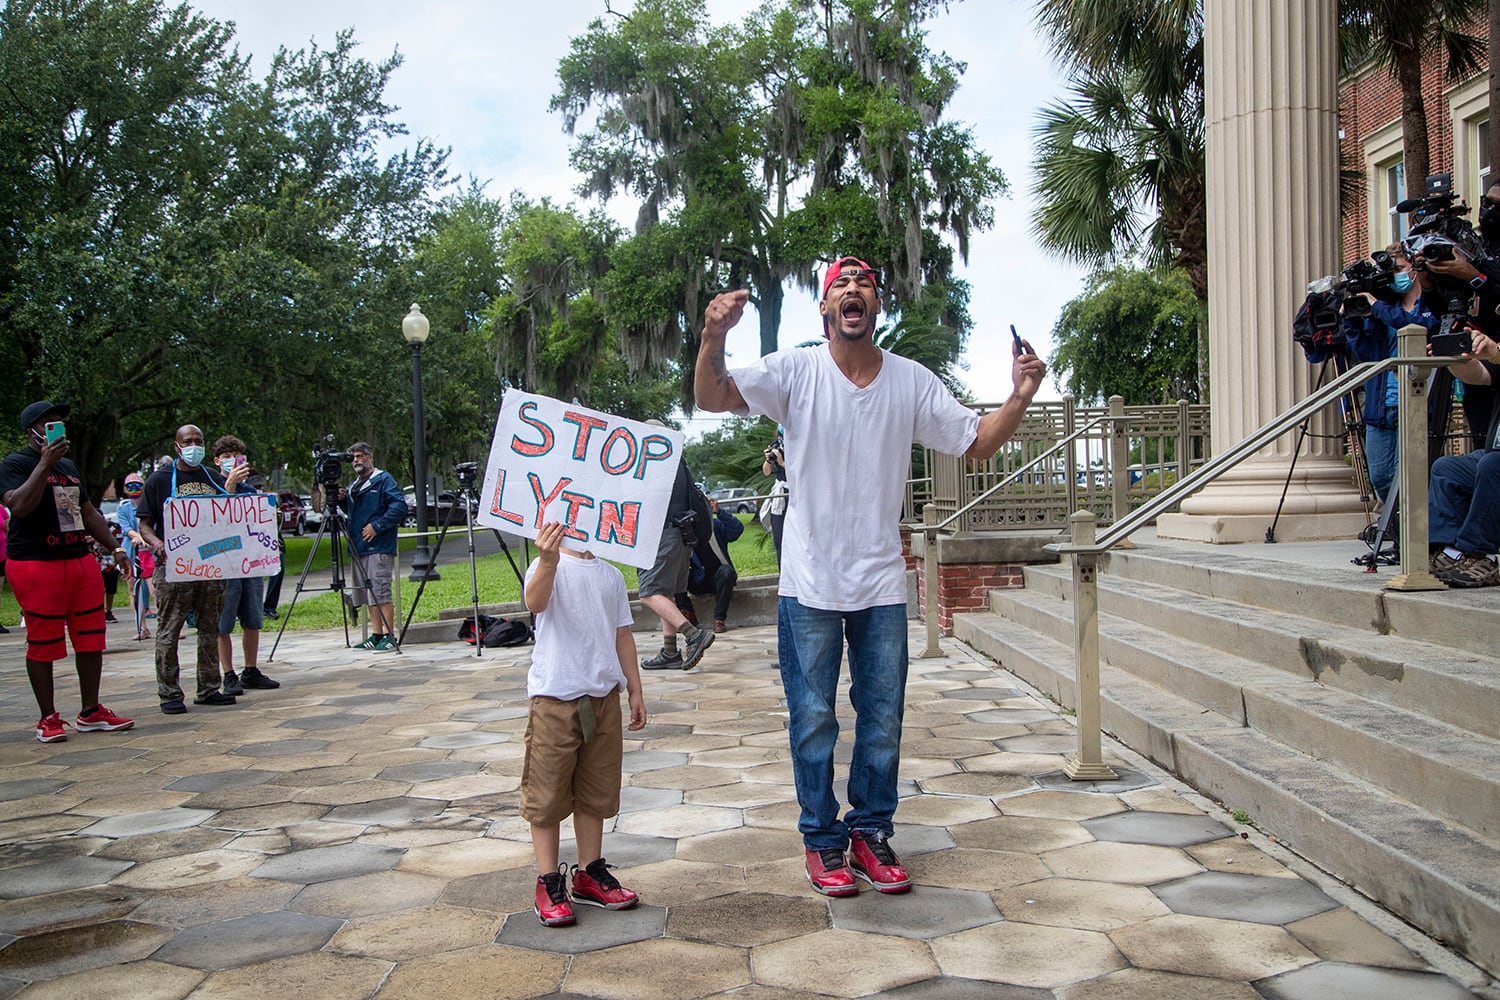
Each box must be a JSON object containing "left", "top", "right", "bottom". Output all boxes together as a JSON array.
[
  {"left": 1047, "top": 355, "right": 1449, "bottom": 555},
  {"left": 1036, "top": 332, "right": 1454, "bottom": 780}
]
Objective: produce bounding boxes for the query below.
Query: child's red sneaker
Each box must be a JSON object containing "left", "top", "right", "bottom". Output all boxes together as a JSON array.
[
  {"left": 571, "top": 858, "right": 639, "bottom": 910},
  {"left": 534, "top": 866, "right": 575, "bottom": 927}
]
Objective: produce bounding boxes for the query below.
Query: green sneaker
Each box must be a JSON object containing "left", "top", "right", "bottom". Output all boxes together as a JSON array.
[
  {"left": 353, "top": 637, "right": 378, "bottom": 651},
  {"left": 372, "top": 636, "right": 399, "bottom": 652}
]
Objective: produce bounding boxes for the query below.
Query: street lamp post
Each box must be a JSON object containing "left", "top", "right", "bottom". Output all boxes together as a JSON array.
[{"left": 403, "top": 303, "right": 439, "bottom": 582}]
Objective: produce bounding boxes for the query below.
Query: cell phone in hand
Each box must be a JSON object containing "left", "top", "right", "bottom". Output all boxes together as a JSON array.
[
  {"left": 44, "top": 421, "right": 65, "bottom": 444},
  {"left": 1010, "top": 325, "right": 1033, "bottom": 357}
]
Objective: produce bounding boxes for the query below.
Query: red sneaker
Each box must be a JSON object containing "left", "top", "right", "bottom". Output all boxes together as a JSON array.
[
  {"left": 75, "top": 705, "right": 135, "bottom": 733},
  {"left": 805, "top": 847, "right": 859, "bottom": 897},
  {"left": 36, "top": 713, "right": 67, "bottom": 743},
  {"left": 534, "top": 866, "right": 575, "bottom": 927},
  {"left": 849, "top": 830, "right": 911, "bottom": 893},
  {"left": 571, "top": 858, "right": 639, "bottom": 910}
]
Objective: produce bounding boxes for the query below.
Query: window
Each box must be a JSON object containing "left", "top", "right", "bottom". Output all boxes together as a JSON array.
[
  {"left": 1386, "top": 160, "right": 1407, "bottom": 242},
  {"left": 1476, "top": 118, "right": 1490, "bottom": 196}
]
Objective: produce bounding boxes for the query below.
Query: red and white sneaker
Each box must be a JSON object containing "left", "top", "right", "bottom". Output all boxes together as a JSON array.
[
  {"left": 36, "top": 713, "right": 68, "bottom": 743},
  {"left": 535, "top": 865, "right": 575, "bottom": 927},
  {"left": 805, "top": 847, "right": 859, "bottom": 897},
  {"left": 849, "top": 830, "right": 912, "bottom": 893},
  {"left": 75, "top": 705, "right": 135, "bottom": 733},
  {"left": 571, "top": 858, "right": 639, "bottom": 910}
]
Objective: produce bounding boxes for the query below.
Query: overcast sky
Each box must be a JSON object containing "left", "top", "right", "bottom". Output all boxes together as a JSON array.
[{"left": 187, "top": 0, "right": 1088, "bottom": 433}]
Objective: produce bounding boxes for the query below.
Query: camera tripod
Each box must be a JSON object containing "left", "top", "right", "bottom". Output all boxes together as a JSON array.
[
  {"left": 1268, "top": 352, "right": 1385, "bottom": 552},
  {"left": 397, "top": 476, "right": 530, "bottom": 657},
  {"left": 267, "top": 486, "right": 392, "bottom": 661}
]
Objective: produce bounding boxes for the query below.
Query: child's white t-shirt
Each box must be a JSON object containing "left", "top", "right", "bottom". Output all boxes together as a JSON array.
[
  {"left": 524, "top": 552, "right": 634, "bottom": 700},
  {"left": 731, "top": 343, "right": 978, "bottom": 611}
]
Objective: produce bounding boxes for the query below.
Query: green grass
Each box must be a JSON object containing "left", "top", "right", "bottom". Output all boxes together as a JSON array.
[{"left": 0, "top": 515, "right": 781, "bottom": 632}]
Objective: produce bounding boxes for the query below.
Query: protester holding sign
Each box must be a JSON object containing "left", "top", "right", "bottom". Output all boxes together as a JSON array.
[
  {"left": 694, "top": 257, "right": 1047, "bottom": 897},
  {"left": 211, "top": 434, "right": 279, "bottom": 694},
  {"left": 137, "top": 424, "right": 247, "bottom": 714},
  {"left": 0, "top": 400, "right": 134, "bottom": 743}
]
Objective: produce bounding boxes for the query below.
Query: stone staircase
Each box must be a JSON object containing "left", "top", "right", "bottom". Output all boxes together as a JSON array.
[{"left": 952, "top": 542, "right": 1500, "bottom": 976}]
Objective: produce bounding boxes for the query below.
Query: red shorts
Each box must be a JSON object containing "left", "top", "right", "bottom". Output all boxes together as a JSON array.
[{"left": 9, "top": 555, "right": 107, "bottom": 662}]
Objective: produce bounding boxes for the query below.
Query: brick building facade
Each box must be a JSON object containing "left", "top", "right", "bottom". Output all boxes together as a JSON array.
[{"left": 1339, "top": 23, "right": 1492, "bottom": 264}]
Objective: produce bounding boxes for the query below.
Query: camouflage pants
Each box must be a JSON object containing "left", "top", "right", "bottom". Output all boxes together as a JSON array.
[{"left": 153, "top": 568, "right": 226, "bottom": 702}]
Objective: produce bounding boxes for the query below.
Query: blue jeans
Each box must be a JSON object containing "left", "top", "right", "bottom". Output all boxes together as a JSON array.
[
  {"left": 1430, "top": 449, "right": 1500, "bottom": 554},
  {"left": 777, "top": 597, "right": 908, "bottom": 851},
  {"left": 1364, "top": 423, "right": 1397, "bottom": 505}
]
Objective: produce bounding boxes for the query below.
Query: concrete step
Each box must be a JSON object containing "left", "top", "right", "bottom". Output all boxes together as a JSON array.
[
  {"left": 978, "top": 587, "right": 1500, "bottom": 841},
  {"left": 1020, "top": 562, "right": 1500, "bottom": 740},
  {"left": 953, "top": 609, "right": 1500, "bottom": 978},
  {"left": 1088, "top": 544, "right": 1500, "bottom": 660}
]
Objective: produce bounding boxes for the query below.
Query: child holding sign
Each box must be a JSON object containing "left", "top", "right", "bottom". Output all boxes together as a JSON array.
[{"left": 521, "top": 520, "right": 647, "bottom": 927}]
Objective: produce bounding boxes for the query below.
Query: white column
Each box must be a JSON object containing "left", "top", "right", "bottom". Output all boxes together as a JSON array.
[{"left": 1157, "top": 0, "right": 1368, "bottom": 543}]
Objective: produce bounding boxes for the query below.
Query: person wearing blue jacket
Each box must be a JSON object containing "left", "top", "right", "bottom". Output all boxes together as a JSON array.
[
  {"left": 336, "top": 442, "right": 408, "bottom": 651},
  {"left": 675, "top": 496, "right": 745, "bottom": 633},
  {"left": 1305, "top": 247, "right": 1437, "bottom": 503}
]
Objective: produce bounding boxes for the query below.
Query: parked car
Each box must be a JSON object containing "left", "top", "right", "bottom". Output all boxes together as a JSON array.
[
  {"left": 300, "top": 494, "right": 323, "bottom": 532},
  {"left": 277, "top": 491, "right": 306, "bottom": 535},
  {"left": 709, "top": 487, "right": 757, "bottom": 514},
  {"left": 403, "top": 489, "right": 477, "bottom": 529}
]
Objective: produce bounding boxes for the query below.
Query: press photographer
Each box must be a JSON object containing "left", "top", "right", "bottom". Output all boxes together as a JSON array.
[
  {"left": 1297, "top": 246, "right": 1435, "bottom": 504},
  {"left": 335, "top": 442, "right": 408, "bottom": 651}
]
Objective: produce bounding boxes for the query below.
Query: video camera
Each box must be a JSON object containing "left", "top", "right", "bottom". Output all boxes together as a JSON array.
[
  {"left": 454, "top": 461, "right": 480, "bottom": 487},
  {"left": 1398, "top": 173, "right": 1483, "bottom": 356},
  {"left": 312, "top": 436, "right": 353, "bottom": 488},
  {"left": 1298, "top": 252, "right": 1398, "bottom": 351}
]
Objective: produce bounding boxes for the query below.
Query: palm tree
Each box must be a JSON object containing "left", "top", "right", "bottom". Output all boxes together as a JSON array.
[
  {"left": 1339, "top": 0, "right": 1485, "bottom": 201},
  {"left": 1029, "top": 0, "right": 1206, "bottom": 395}
]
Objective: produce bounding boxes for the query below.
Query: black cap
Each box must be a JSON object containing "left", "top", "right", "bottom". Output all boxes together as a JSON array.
[{"left": 19, "top": 400, "right": 69, "bottom": 431}]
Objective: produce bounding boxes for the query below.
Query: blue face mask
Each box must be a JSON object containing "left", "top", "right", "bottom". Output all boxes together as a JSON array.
[
  {"left": 179, "top": 444, "right": 206, "bottom": 467},
  {"left": 1391, "top": 271, "right": 1414, "bottom": 294}
]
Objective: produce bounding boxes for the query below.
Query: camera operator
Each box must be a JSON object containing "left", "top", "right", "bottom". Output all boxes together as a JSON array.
[
  {"left": 761, "top": 425, "right": 788, "bottom": 563},
  {"left": 1426, "top": 328, "right": 1500, "bottom": 587},
  {"left": 1419, "top": 177, "right": 1500, "bottom": 448},
  {"left": 336, "top": 442, "right": 408, "bottom": 651}
]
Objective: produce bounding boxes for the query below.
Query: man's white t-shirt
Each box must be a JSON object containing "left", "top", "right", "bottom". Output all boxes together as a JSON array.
[
  {"left": 731, "top": 343, "right": 979, "bottom": 611},
  {"left": 524, "top": 552, "right": 634, "bottom": 699}
]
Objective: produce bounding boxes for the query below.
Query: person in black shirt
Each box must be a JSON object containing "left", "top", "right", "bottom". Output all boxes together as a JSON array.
[{"left": 0, "top": 400, "right": 135, "bottom": 743}]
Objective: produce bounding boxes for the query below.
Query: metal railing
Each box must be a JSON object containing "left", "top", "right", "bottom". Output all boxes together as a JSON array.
[{"left": 1042, "top": 326, "right": 1451, "bottom": 779}]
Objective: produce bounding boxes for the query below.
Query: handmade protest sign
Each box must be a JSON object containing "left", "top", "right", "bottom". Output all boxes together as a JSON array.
[
  {"left": 477, "top": 391, "right": 683, "bottom": 568},
  {"left": 162, "top": 493, "right": 283, "bottom": 582}
]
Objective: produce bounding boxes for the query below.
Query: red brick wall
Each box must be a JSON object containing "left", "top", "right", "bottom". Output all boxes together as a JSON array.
[
  {"left": 915, "top": 561, "right": 1025, "bottom": 634},
  {"left": 1339, "top": 19, "right": 1489, "bottom": 262}
]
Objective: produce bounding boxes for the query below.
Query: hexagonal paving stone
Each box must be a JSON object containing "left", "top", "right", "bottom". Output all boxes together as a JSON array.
[
  {"left": 497, "top": 902, "right": 667, "bottom": 955},
  {"left": 0, "top": 921, "right": 177, "bottom": 981},
  {"left": 997, "top": 790, "right": 1128, "bottom": 822},
  {"left": 931, "top": 921, "right": 1127, "bottom": 990},
  {"left": 889, "top": 822, "right": 957, "bottom": 857},
  {"left": 613, "top": 804, "right": 742, "bottom": 839},
  {"left": 108, "top": 848, "right": 264, "bottom": 890},
  {"left": 950, "top": 814, "right": 1094, "bottom": 854},
  {"left": 153, "top": 910, "right": 345, "bottom": 970},
  {"left": 669, "top": 891, "right": 828, "bottom": 946},
  {"left": 418, "top": 731, "right": 510, "bottom": 749},
  {"left": 753, "top": 928, "right": 939, "bottom": 998},
  {"left": 1082, "top": 810, "right": 1234, "bottom": 848},
  {"left": 887, "top": 795, "right": 999, "bottom": 828},
  {"left": 609, "top": 859, "right": 745, "bottom": 908},
  {"left": 911, "top": 848, "right": 1049, "bottom": 892},
  {"left": 941, "top": 687, "right": 1028, "bottom": 701},
  {"left": 126, "top": 876, "right": 300, "bottom": 927},
  {"left": 291, "top": 870, "right": 449, "bottom": 919},
  {"left": 1255, "top": 961, "right": 1479, "bottom": 1000},
  {"left": 562, "top": 832, "right": 678, "bottom": 870},
  {"left": 378, "top": 761, "right": 484, "bottom": 783},
  {"left": 398, "top": 838, "right": 534, "bottom": 878},
  {"left": 0, "top": 885, "right": 147, "bottom": 936},
  {"left": 1041, "top": 842, "right": 1202, "bottom": 885},
  {"left": 1283, "top": 907, "right": 1425, "bottom": 970},
  {"left": 996, "top": 734, "right": 1083, "bottom": 754},
  {"left": 228, "top": 739, "right": 331, "bottom": 757},
  {"left": 1186, "top": 837, "right": 1300, "bottom": 879},
  {"left": 323, "top": 796, "right": 448, "bottom": 827},
  {"left": 165, "top": 770, "right": 276, "bottom": 793},
  {"left": 187, "top": 952, "right": 387, "bottom": 1000},
  {"left": 0, "top": 778, "right": 73, "bottom": 802},
  {"left": 0, "top": 857, "right": 134, "bottom": 899},
  {"left": 1035, "top": 766, "right": 1157, "bottom": 795},
  {"left": 1110, "top": 913, "right": 1318, "bottom": 981},
  {"left": 676, "top": 826, "right": 804, "bottom": 867},
  {"left": 877, "top": 979, "right": 1056, "bottom": 1000},
  {"left": 252, "top": 842, "right": 405, "bottom": 884},
  {"left": 329, "top": 902, "right": 502, "bottom": 960},
  {"left": 919, "top": 772, "right": 1036, "bottom": 798},
  {"left": 1057, "top": 968, "right": 1263, "bottom": 999},
  {"left": 376, "top": 943, "right": 567, "bottom": 999},
  {"left": 992, "top": 877, "right": 1171, "bottom": 931},
  {"left": 277, "top": 714, "right": 370, "bottom": 731},
  {"left": 1151, "top": 871, "right": 1338, "bottom": 925},
  {"left": 76, "top": 806, "right": 218, "bottom": 839},
  {"left": 10, "top": 958, "right": 206, "bottom": 999},
  {"left": 832, "top": 885, "right": 999, "bottom": 940},
  {"left": 617, "top": 785, "right": 684, "bottom": 813},
  {"left": 965, "top": 709, "right": 1061, "bottom": 725}
]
